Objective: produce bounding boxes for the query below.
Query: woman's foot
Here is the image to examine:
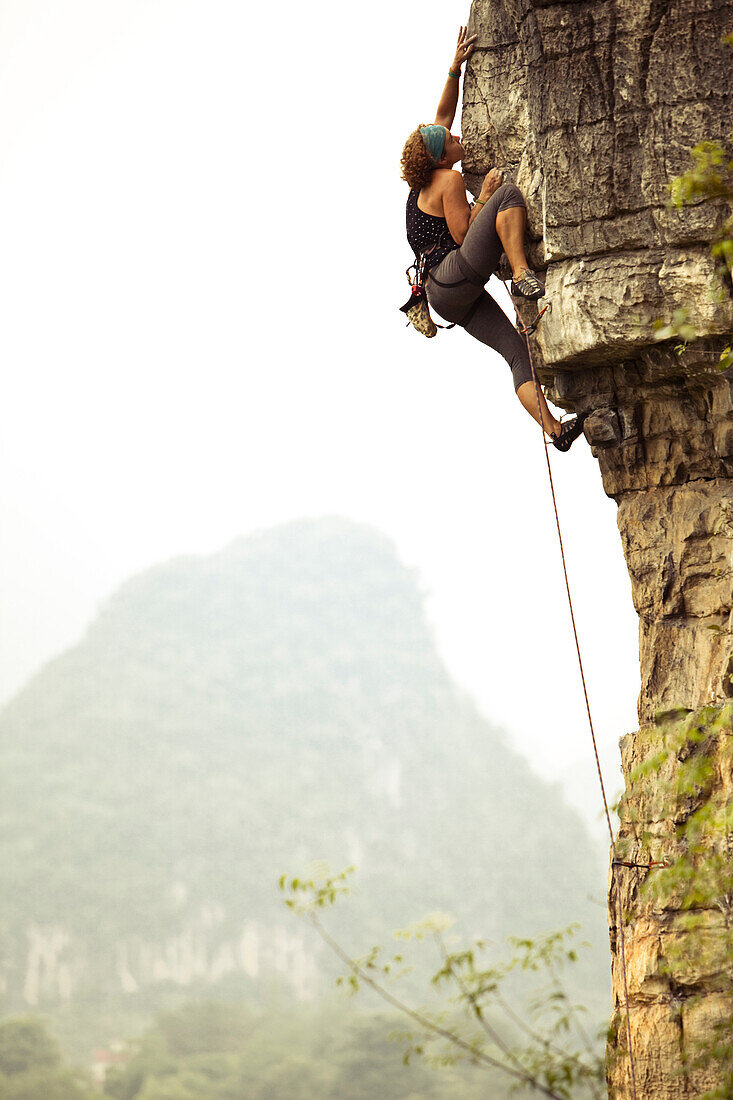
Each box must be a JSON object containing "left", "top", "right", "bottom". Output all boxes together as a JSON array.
[
  {"left": 511, "top": 269, "right": 544, "bottom": 300},
  {"left": 551, "top": 413, "right": 588, "bottom": 452}
]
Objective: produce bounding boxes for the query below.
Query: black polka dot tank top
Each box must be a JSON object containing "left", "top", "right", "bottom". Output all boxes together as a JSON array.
[{"left": 406, "top": 189, "right": 459, "bottom": 269}]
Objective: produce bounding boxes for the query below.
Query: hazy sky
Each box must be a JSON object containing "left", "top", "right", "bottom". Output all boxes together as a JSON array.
[{"left": 0, "top": 0, "right": 640, "bottom": 829}]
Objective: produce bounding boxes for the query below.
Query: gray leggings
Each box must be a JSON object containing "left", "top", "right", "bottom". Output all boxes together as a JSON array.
[{"left": 426, "top": 182, "right": 532, "bottom": 391}]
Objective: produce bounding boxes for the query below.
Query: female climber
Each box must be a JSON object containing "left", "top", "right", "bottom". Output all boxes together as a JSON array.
[{"left": 401, "top": 27, "right": 585, "bottom": 450}]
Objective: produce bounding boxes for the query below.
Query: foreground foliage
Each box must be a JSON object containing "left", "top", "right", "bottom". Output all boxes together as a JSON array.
[{"left": 280, "top": 866, "right": 605, "bottom": 1100}]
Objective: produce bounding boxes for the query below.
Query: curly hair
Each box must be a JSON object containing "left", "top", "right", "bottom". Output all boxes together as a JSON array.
[{"left": 400, "top": 126, "right": 437, "bottom": 191}]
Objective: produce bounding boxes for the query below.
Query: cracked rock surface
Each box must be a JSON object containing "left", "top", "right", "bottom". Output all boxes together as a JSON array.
[{"left": 463, "top": 0, "right": 733, "bottom": 1095}]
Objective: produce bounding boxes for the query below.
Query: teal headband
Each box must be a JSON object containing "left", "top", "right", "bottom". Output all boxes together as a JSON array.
[{"left": 420, "top": 125, "right": 446, "bottom": 164}]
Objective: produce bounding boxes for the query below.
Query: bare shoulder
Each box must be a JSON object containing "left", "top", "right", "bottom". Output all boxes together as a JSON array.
[
  {"left": 435, "top": 169, "right": 466, "bottom": 194},
  {"left": 420, "top": 169, "right": 468, "bottom": 218}
]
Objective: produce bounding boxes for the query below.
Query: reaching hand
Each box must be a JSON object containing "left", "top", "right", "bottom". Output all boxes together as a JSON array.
[
  {"left": 480, "top": 168, "right": 504, "bottom": 199},
  {"left": 451, "top": 26, "right": 477, "bottom": 71}
]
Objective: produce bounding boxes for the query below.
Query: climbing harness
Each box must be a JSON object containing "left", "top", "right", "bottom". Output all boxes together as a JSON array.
[{"left": 517, "top": 293, "right": 651, "bottom": 1100}]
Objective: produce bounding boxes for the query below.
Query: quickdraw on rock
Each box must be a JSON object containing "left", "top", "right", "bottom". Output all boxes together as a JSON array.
[
  {"left": 612, "top": 858, "right": 672, "bottom": 870},
  {"left": 518, "top": 299, "right": 551, "bottom": 336}
]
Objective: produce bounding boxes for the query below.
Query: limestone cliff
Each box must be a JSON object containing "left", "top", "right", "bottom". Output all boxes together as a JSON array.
[{"left": 462, "top": 0, "right": 733, "bottom": 1096}]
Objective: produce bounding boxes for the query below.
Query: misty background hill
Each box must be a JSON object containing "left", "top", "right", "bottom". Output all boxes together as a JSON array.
[{"left": 0, "top": 516, "right": 609, "bottom": 1052}]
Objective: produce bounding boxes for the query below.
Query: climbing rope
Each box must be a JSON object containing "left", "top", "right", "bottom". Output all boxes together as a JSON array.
[{"left": 514, "top": 291, "right": 640, "bottom": 1100}]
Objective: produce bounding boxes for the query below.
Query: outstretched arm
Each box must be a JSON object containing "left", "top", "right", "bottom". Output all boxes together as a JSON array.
[{"left": 434, "top": 26, "right": 477, "bottom": 128}]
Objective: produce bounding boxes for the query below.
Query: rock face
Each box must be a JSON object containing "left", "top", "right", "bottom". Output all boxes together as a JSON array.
[{"left": 463, "top": 0, "right": 733, "bottom": 1095}]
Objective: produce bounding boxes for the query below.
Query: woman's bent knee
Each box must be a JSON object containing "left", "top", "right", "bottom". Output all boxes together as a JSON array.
[{"left": 494, "top": 181, "right": 526, "bottom": 212}]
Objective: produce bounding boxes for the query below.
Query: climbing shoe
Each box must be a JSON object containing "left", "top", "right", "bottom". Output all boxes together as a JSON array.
[
  {"left": 551, "top": 412, "right": 588, "bottom": 452},
  {"left": 510, "top": 269, "right": 544, "bottom": 300}
]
